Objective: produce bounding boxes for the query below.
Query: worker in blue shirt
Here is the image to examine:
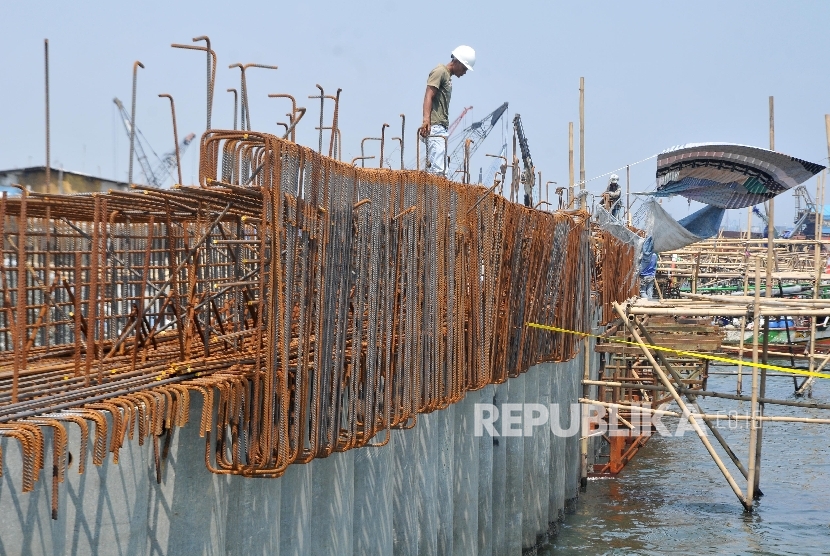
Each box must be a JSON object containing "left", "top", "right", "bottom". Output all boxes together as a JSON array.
[{"left": 639, "top": 237, "right": 657, "bottom": 299}]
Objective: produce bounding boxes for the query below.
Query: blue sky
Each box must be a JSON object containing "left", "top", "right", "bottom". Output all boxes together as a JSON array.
[{"left": 2, "top": 0, "right": 828, "bottom": 227}]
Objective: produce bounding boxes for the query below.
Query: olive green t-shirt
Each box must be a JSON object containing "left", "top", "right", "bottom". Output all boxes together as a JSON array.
[{"left": 427, "top": 64, "right": 452, "bottom": 127}]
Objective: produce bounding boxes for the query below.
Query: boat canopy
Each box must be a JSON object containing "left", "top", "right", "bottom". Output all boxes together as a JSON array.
[{"left": 653, "top": 143, "right": 824, "bottom": 209}]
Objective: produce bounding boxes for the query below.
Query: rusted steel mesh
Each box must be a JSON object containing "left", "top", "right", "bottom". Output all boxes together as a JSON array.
[
  {"left": 0, "top": 129, "right": 631, "bottom": 510},
  {"left": 591, "top": 205, "right": 642, "bottom": 324},
  {"left": 595, "top": 229, "right": 639, "bottom": 324}
]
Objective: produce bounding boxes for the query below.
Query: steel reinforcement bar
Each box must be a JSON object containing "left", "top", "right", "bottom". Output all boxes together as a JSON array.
[{"left": 0, "top": 129, "right": 634, "bottom": 515}]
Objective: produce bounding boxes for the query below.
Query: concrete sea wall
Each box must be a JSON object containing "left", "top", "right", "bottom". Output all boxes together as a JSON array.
[{"left": 0, "top": 353, "right": 590, "bottom": 556}]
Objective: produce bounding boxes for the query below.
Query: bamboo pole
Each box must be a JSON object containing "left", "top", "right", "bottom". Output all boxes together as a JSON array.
[
  {"left": 678, "top": 292, "right": 830, "bottom": 305},
  {"left": 630, "top": 294, "right": 830, "bottom": 306},
  {"left": 801, "top": 124, "right": 830, "bottom": 394},
  {"left": 611, "top": 302, "right": 750, "bottom": 511},
  {"left": 738, "top": 247, "right": 752, "bottom": 393},
  {"left": 579, "top": 77, "right": 585, "bottom": 209},
  {"left": 626, "top": 164, "right": 631, "bottom": 226},
  {"left": 581, "top": 380, "right": 830, "bottom": 410},
  {"left": 626, "top": 306, "right": 830, "bottom": 317},
  {"left": 634, "top": 320, "right": 753, "bottom": 483},
  {"left": 746, "top": 260, "right": 762, "bottom": 505},
  {"left": 44, "top": 39, "right": 51, "bottom": 195},
  {"left": 653, "top": 276, "right": 664, "bottom": 301},
  {"left": 580, "top": 399, "right": 830, "bottom": 424},
  {"left": 568, "top": 122, "right": 574, "bottom": 208},
  {"left": 767, "top": 96, "right": 775, "bottom": 292},
  {"left": 801, "top": 170, "right": 825, "bottom": 396},
  {"left": 580, "top": 339, "right": 591, "bottom": 490},
  {"left": 737, "top": 314, "right": 747, "bottom": 394},
  {"left": 756, "top": 96, "right": 775, "bottom": 493},
  {"left": 691, "top": 251, "right": 700, "bottom": 294}
]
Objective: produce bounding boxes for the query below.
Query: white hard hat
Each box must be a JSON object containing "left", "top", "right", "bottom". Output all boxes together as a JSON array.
[
  {"left": 451, "top": 45, "right": 476, "bottom": 71},
  {"left": 609, "top": 174, "right": 619, "bottom": 183}
]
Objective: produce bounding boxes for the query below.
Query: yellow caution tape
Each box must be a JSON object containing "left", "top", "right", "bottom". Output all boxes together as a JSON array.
[{"left": 526, "top": 321, "right": 830, "bottom": 380}]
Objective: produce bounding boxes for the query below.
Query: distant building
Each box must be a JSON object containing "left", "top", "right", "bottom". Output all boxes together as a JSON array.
[{"left": 0, "top": 166, "right": 129, "bottom": 196}]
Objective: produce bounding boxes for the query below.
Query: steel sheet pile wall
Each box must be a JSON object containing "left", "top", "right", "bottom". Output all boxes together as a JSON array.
[{"left": 0, "top": 130, "right": 593, "bottom": 512}]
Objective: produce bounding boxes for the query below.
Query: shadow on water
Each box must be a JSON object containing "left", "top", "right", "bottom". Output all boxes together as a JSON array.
[{"left": 545, "top": 369, "right": 830, "bottom": 556}]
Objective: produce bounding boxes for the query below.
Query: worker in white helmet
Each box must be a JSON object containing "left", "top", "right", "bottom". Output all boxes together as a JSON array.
[
  {"left": 418, "top": 45, "right": 475, "bottom": 176},
  {"left": 602, "top": 174, "right": 622, "bottom": 217}
]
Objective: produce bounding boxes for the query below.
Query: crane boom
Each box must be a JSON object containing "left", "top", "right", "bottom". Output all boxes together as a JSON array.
[
  {"left": 752, "top": 205, "right": 779, "bottom": 239},
  {"left": 513, "top": 113, "right": 535, "bottom": 206},
  {"left": 482, "top": 143, "right": 507, "bottom": 186},
  {"left": 113, "top": 98, "right": 160, "bottom": 186},
  {"left": 151, "top": 133, "right": 196, "bottom": 184},
  {"left": 447, "top": 106, "right": 473, "bottom": 138},
  {"left": 447, "top": 102, "right": 508, "bottom": 178},
  {"left": 113, "top": 97, "right": 195, "bottom": 187}
]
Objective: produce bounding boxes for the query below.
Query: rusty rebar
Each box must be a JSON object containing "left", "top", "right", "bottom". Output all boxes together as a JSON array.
[
  {"left": 486, "top": 153, "right": 508, "bottom": 193},
  {"left": 545, "top": 181, "right": 557, "bottom": 207},
  {"left": 229, "top": 63, "right": 279, "bottom": 131},
  {"left": 308, "top": 84, "right": 325, "bottom": 153},
  {"left": 158, "top": 94, "right": 183, "bottom": 186},
  {"left": 268, "top": 94, "right": 297, "bottom": 141},
  {"left": 44, "top": 39, "right": 50, "bottom": 195},
  {"left": 227, "top": 89, "right": 238, "bottom": 130},
  {"left": 391, "top": 138, "right": 402, "bottom": 170},
  {"left": 0, "top": 127, "right": 605, "bottom": 502},
  {"left": 314, "top": 126, "right": 342, "bottom": 160},
  {"left": 361, "top": 137, "right": 381, "bottom": 168},
  {"left": 464, "top": 138, "right": 473, "bottom": 184},
  {"left": 328, "top": 89, "right": 342, "bottom": 158},
  {"left": 192, "top": 36, "right": 213, "bottom": 129},
  {"left": 379, "top": 123, "right": 389, "bottom": 168},
  {"left": 127, "top": 61, "right": 144, "bottom": 186},
  {"left": 399, "top": 114, "right": 405, "bottom": 170},
  {"left": 171, "top": 42, "right": 217, "bottom": 131},
  {"left": 282, "top": 107, "right": 306, "bottom": 140}
]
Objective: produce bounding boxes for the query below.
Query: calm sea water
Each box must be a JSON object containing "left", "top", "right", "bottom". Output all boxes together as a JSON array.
[{"left": 548, "top": 369, "right": 830, "bottom": 555}]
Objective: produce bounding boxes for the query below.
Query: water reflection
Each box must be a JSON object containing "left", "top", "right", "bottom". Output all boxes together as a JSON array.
[{"left": 548, "top": 370, "right": 830, "bottom": 555}]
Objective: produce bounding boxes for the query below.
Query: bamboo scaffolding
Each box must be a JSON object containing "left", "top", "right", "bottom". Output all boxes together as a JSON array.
[
  {"left": 582, "top": 380, "right": 830, "bottom": 410},
  {"left": 634, "top": 316, "right": 753, "bottom": 483},
  {"left": 611, "top": 301, "right": 751, "bottom": 511},
  {"left": 580, "top": 399, "right": 830, "bottom": 425}
]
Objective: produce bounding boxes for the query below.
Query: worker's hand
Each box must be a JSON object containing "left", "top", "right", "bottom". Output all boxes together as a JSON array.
[{"left": 419, "top": 121, "right": 430, "bottom": 138}]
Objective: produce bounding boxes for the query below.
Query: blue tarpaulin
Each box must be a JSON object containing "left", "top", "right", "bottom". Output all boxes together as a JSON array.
[
  {"left": 677, "top": 204, "right": 726, "bottom": 239},
  {"left": 645, "top": 199, "right": 726, "bottom": 252}
]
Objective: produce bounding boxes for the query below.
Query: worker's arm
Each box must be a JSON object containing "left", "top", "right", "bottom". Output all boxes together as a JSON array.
[{"left": 419, "top": 85, "right": 437, "bottom": 137}]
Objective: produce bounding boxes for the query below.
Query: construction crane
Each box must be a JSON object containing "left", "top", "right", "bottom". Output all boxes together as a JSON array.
[
  {"left": 482, "top": 143, "right": 507, "bottom": 187},
  {"left": 791, "top": 184, "right": 821, "bottom": 238},
  {"left": 751, "top": 205, "right": 780, "bottom": 239},
  {"left": 447, "top": 106, "right": 473, "bottom": 138},
  {"left": 447, "top": 102, "right": 508, "bottom": 180},
  {"left": 113, "top": 98, "right": 196, "bottom": 187},
  {"left": 512, "top": 113, "right": 535, "bottom": 207}
]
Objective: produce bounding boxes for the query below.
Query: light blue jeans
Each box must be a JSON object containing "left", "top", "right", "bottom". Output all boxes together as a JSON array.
[
  {"left": 425, "top": 124, "right": 448, "bottom": 176},
  {"left": 640, "top": 275, "right": 655, "bottom": 299}
]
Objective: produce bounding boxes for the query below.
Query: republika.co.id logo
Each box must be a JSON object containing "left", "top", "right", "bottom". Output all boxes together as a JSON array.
[{"left": 474, "top": 403, "right": 751, "bottom": 438}]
